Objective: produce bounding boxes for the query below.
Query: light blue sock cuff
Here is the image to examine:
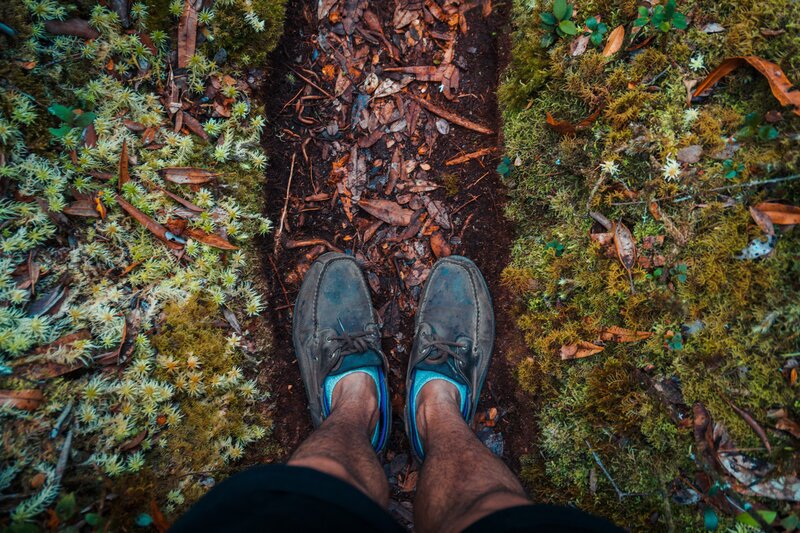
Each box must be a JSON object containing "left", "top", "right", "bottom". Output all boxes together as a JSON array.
[
  {"left": 323, "top": 367, "right": 381, "bottom": 445},
  {"left": 409, "top": 369, "right": 469, "bottom": 459}
]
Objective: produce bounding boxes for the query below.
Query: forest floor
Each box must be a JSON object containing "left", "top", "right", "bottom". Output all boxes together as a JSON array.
[{"left": 258, "top": 0, "right": 534, "bottom": 524}]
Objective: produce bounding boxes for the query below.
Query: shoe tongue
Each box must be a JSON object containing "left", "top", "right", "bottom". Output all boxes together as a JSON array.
[
  {"left": 331, "top": 349, "right": 382, "bottom": 376},
  {"left": 416, "top": 356, "right": 466, "bottom": 385}
]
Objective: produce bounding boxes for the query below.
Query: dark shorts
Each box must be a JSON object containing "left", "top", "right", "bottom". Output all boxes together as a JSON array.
[{"left": 171, "top": 465, "right": 621, "bottom": 532}]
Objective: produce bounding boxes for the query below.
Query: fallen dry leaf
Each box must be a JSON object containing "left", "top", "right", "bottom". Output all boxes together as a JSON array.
[
  {"left": 600, "top": 326, "right": 653, "bottom": 342},
  {"left": 183, "top": 228, "right": 238, "bottom": 250},
  {"left": 749, "top": 206, "right": 775, "bottom": 237},
  {"left": 63, "top": 199, "right": 100, "bottom": 217},
  {"left": 160, "top": 167, "right": 219, "bottom": 185},
  {"left": 399, "top": 470, "right": 418, "bottom": 492},
  {"left": 0, "top": 389, "right": 44, "bottom": 411},
  {"left": 560, "top": 341, "right": 604, "bottom": 360},
  {"left": 602, "top": 26, "right": 625, "bottom": 57},
  {"left": 430, "top": 231, "right": 452, "bottom": 258},
  {"left": 115, "top": 195, "right": 184, "bottom": 249},
  {"left": 693, "top": 56, "right": 800, "bottom": 117},
  {"left": 754, "top": 202, "right": 800, "bottom": 225},
  {"left": 44, "top": 19, "right": 99, "bottom": 40},
  {"left": 409, "top": 94, "right": 494, "bottom": 135},
  {"left": 613, "top": 221, "right": 636, "bottom": 271},
  {"left": 177, "top": 0, "right": 199, "bottom": 68},
  {"left": 358, "top": 198, "right": 414, "bottom": 226},
  {"left": 445, "top": 147, "right": 495, "bottom": 166},
  {"left": 727, "top": 400, "right": 771, "bottom": 453},
  {"left": 546, "top": 106, "right": 603, "bottom": 135}
]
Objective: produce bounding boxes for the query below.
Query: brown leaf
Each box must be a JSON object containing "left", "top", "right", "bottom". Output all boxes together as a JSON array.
[
  {"left": 44, "top": 19, "right": 99, "bottom": 40},
  {"left": 749, "top": 206, "right": 775, "bottom": 237},
  {"left": 63, "top": 199, "right": 100, "bottom": 217},
  {"left": 613, "top": 221, "right": 636, "bottom": 271},
  {"left": 358, "top": 198, "right": 414, "bottom": 226},
  {"left": 602, "top": 26, "right": 625, "bottom": 57},
  {"left": 158, "top": 186, "right": 203, "bottom": 212},
  {"left": 754, "top": 202, "right": 800, "bottom": 225},
  {"left": 0, "top": 390, "right": 44, "bottom": 411},
  {"left": 560, "top": 341, "right": 604, "bottom": 360},
  {"left": 775, "top": 417, "right": 800, "bottom": 439},
  {"left": 409, "top": 94, "right": 494, "bottom": 135},
  {"left": 177, "top": 0, "right": 199, "bottom": 69},
  {"left": 118, "top": 140, "right": 129, "bottom": 191},
  {"left": 149, "top": 499, "right": 170, "bottom": 533},
  {"left": 546, "top": 106, "right": 603, "bottom": 135},
  {"left": 160, "top": 167, "right": 219, "bottom": 185},
  {"left": 676, "top": 144, "right": 703, "bottom": 164},
  {"left": 399, "top": 470, "right": 418, "bottom": 492},
  {"left": 115, "top": 195, "right": 184, "bottom": 249},
  {"left": 600, "top": 326, "right": 653, "bottom": 342},
  {"left": 183, "top": 228, "right": 238, "bottom": 250},
  {"left": 119, "top": 430, "right": 148, "bottom": 452},
  {"left": 430, "top": 231, "right": 452, "bottom": 258},
  {"left": 728, "top": 400, "right": 771, "bottom": 453},
  {"left": 693, "top": 56, "right": 800, "bottom": 117},
  {"left": 181, "top": 111, "right": 209, "bottom": 141}
]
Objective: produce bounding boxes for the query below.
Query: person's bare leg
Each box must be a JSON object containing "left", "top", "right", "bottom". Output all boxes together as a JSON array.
[
  {"left": 289, "top": 372, "right": 389, "bottom": 507},
  {"left": 414, "top": 379, "right": 531, "bottom": 533}
]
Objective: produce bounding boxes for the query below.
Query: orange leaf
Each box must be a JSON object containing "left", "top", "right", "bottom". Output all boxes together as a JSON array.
[
  {"left": 94, "top": 195, "right": 107, "bottom": 219},
  {"left": 159, "top": 167, "right": 219, "bottom": 185},
  {"left": 183, "top": 228, "right": 239, "bottom": 250},
  {"left": 693, "top": 56, "right": 800, "bottom": 117},
  {"left": 560, "top": 341, "right": 604, "bottom": 360},
  {"left": 63, "top": 199, "right": 99, "bottom": 217},
  {"left": 0, "top": 389, "right": 44, "bottom": 410},
  {"left": 546, "top": 106, "right": 603, "bottom": 135},
  {"left": 600, "top": 326, "right": 653, "bottom": 342},
  {"left": 358, "top": 198, "right": 414, "bottom": 226},
  {"left": 602, "top": 26, "right": 625, "bottom": 57},
  {"left": 754, "top": 202, "right": 800, "bottom": 225},
  {"left": 115, "top": 195, "right": 184, "bottom": 249}
]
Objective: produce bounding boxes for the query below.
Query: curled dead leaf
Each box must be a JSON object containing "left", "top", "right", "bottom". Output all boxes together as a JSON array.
[
  {"left": 0, "top": 389, "right": 44, "bottom": 411},
  {"left": 160, "top": 167, "right": 219, "bottom": 185},
  {"left": 430, "top": 231, "right": 452, "bottom": 258},
  {"left": 693, "top": 56, "right": 800, "bottom": 117},
  {"left": 546, "top": 106, "right": 603, "bottom": 135},
  {"left": 602, "top": 26, "right": 625, "bottom": 57},
  {"left": 600, "top": 326, "right": 653, "bottom": 342},
  {"left": 358, "top": 198, "right": 414, "bottom": 226},
  {"left": 749, "top": 206, "right": 775, "bottom": 237},
  {"left": 754, "top": 202, "right": 800, "bottom": 225},
  {"left": 183, "top": 228, "right": 238, "bottom": 250},
  {"left": 560, "top": 341, "right": 604, "bottom": 360},
  {"left": 115, "top": 195, "right": 184, "bottom": 249}
]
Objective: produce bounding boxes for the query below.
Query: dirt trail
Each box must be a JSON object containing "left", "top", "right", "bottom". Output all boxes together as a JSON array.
[{"left": 259, "top": 0, "right": 532, "bottom": 520}]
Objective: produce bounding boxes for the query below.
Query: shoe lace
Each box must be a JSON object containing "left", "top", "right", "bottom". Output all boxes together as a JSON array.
[
  {"left": 327, "top": 330, "right": 375, "bottom": 372},
  {"left": 422, "top": 334, "right": 468, "bottom": 366}
]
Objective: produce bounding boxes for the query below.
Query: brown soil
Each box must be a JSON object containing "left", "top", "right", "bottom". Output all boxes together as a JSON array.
[{"left": 258, "top": 0, "right": 534, "bottom": 516}]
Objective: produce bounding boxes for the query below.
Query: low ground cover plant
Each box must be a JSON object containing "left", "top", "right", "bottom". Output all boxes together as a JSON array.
[{"left": 500, "top": 0, "right": 800, "bottom": 528}]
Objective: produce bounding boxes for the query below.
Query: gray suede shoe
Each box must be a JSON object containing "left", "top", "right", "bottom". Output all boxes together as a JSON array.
[
  {"left": 292, "top": 253, "right": 391, "bottom": 452},
  {"left": 404, "top": 255, "right": 495, "bottom": 460}
]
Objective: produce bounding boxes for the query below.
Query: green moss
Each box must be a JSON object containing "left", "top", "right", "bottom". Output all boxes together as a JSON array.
[
  {"left": 500, "top": 0, "right": 800, "bottom": 527},
  {"left": 210, "top": 0, "right": 287, "bottom": 66}
]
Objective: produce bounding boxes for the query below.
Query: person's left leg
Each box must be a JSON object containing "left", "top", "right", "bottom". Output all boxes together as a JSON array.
[{"left": 289, "top": 371, "right": 389, "bottom": 506}]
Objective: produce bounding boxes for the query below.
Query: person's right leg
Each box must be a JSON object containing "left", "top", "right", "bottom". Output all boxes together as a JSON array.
[{"left": 413, "top": 379, "right": 530, "bottom": 533}]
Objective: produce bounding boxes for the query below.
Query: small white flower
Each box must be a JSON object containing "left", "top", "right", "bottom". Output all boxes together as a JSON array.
[
  {"left": 600, "top": 160, "right": 620, "bottom": 176},
  {"left": 663, "top": 157, "right": 681, "bottom": 181},
  {"left": 689, "top": 54, "right": 705, "bottom": 71},
  {"left": 683, "top": 108, "right": 699, "bottom": 125}
]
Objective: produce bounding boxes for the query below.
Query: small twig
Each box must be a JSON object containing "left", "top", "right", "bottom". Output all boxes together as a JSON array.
[
  {"left": 267, "top": 254, "right": 291, "bottom": 310},
  {"left": 466, "top": 171, "right": 491, "bottom": 190},
  {"left": 50, "top": 398, "right": 74, "bottom": 439},
  {"left": 54, "top": 429, "right": 73, "bottom": 485},
  {"left": 585, "top": 440, "right": 647, "bottom": 501},
  {"left": 285, "top": 238, "right": 343, "bottom": 253},
  {"left": 287, "top": 66, "right": 334, "bottom": 99},
  {"left": 452, "top": 194, "right": 482, "bottom": 216},
  {"left": 611, "top": 174, "right": 800, "bottom": 206},
  {"left": 274, "top": 152, "right": 296, "bottom": 256}
]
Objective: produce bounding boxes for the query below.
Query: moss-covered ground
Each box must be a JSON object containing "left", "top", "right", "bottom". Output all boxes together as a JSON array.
[
  {"left": 0, "top": 0, "right": 284, "bottom": 529},
  {"left": 499, "top": 0, "right": 800, "bottom": 529}
]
